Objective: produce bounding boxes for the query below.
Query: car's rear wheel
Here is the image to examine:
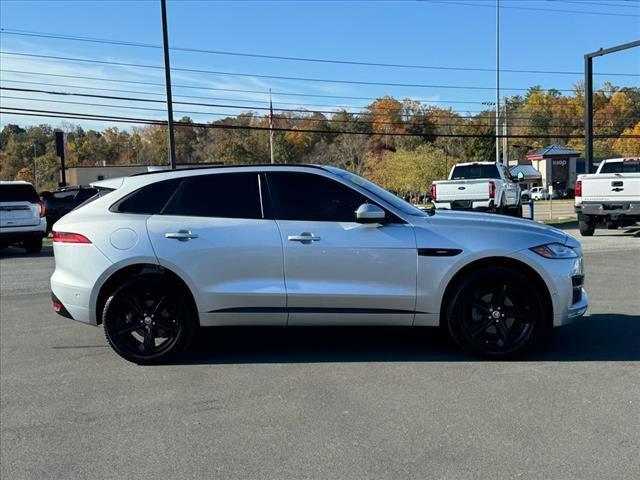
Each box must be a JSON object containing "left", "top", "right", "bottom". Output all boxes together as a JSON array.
[
  {"left": 578, "top": 219, "right": 595, "bottom": 236},
  {"left": 507, "top": 204, "right": 523, "bottom": 218},
  {"left": 102, "top": 274, "right": 196, "bottom": 364},
  {"left": 446, "top": 267, "right": 544, "bottom": 359},
  {"left": 24, "top": 237, "right": 43, "bottom": 253}
]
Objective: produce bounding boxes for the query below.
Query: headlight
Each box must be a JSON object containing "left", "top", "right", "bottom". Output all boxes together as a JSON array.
[{"left": 530, "top": 242, "right": 578, "bottom": 259}]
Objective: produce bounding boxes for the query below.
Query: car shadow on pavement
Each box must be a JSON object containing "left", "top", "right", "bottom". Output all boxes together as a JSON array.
[
  {"left": 179, "top": 313, "right": 640, "bottom": 365},
  {"left": 0, "top": 245, "right": 53, "bottom": 258},
  {"left": 597, "top": 227, "right": 640, "bottom": 237}
]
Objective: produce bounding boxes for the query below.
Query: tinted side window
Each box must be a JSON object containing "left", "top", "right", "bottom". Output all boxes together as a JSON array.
[
  {"left": 75, "top": 189, "right": 98, "bottom": 202},
  {"left": 162, "top": 173, "right": 261, "bottom": 219},
  {"left": 600, "top": 161, "right": 640, "bottom": 174},
  {"left": 113, "top": 178, "right": 182, "bottom": 214},
  {"left": 451, "top": 165, "right": 500, "bottom": 180},
  {"left": 266, "top": 172, "right": 368, "bottom": 222},
  {"left": 0, "top": 184, "right": 39, "bottom": 202}
]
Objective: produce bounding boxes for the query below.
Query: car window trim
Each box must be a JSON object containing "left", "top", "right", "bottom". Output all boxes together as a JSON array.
[
  {"left": 110, "top": 177, "right": 183, "bottom": 215},
  {"left": 159, "top": 172, "right": 263, "bottom": 220},
  {"left": 263, "top": 170, "right": 404, "bottom": 224}
]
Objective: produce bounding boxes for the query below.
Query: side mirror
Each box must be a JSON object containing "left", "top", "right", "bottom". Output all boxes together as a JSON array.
[
  {"left": 517, "top": 172, "right": 525, "bottom": 182},
  {"left": 355, "top": 203, "right": 386, "bottom": 224}
]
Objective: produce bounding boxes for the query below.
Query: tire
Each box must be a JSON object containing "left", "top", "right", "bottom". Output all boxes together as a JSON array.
[
  {"left": 578, "top": 219, "right": 595, "bottom": 236},
  {"left": 24, "top": 237, "right": 43, "bottom": 254},
  {"left": 508, "top": 204, "right": 523, "bottom": 218},
  {"left": 102, "top": 274, "right": 197, "bottom": 364},
  {"left": 445, "top": 266, "right": 544, "bottom": 359}
]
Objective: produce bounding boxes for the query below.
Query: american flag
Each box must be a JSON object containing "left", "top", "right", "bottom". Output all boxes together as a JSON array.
[{"left": 268, "top": 89, "right": 275, "bottom": 164}]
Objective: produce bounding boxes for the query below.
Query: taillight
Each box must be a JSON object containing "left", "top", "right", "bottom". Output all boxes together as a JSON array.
[
  {"left": 52, "top": 231, "right": 92, "bottom": 244},
  {"left": 575, "top": 180, "right": 582, "bottom": 197},
  {"left": 53, "top": 299, "right": 63, "bottom": 313},
  {"left": 489, "top": 181, "right": 496, "bottom": 199},
  {"left": 37, "top": 200, "right": 46, "bottom": 217},
  {"left": 431, "top": 182, "right": 437, "bottom": 202}
]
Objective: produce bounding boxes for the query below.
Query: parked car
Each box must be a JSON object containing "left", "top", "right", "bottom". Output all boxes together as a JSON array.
[
  {"left": 529, "top": 187, "right": 550, "bottom": 201},
  {"left": 431, "top": 162, "right": 523, "bottom": 216},
  {"left": 50, "top": 164, "right": 587, "bottom": 363},
  {"left": 0, "top": 181, "right": 47, "bottom": 253},
  {"left": 575, "top": 157, "right": 640, "bottom": 236},
  {"left": 40, "top": 186, "right": 98, "bottom": 233}
]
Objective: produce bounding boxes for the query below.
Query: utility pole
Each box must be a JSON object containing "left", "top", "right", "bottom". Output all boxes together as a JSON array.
[
  {"left": 160, "top": 0, "right": 177, "bottom": 169},
  {"left": 269, "top": 89, "right": 275, "bottom": 164},
  {"left": 495, "top": 0, "right": 501, "bottom": 164},
  {"left": 502, "top": 98, "right": 508, "bottom": 165},
  {"left": 584, "top": 39, "right": 639, "bottom": 173},
  {"left": 55, "top": 130, "right": 66, "bottom": 187},
  {"left": 33, "top": 144, "right": 37, "bottom": 190}
]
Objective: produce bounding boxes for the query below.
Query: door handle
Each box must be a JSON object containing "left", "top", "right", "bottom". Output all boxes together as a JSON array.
[
  {"left": 165, "top": 229, "right": 198, "bottom": 241},
  {"left": 288, "top": 232, "right": 321, "bottom": 243}
]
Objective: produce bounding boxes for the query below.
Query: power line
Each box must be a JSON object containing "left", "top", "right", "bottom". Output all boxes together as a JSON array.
[
  {"left": 3, "top": 68, "right": 596, "bottom": 105},
  {"left": 430, "top": 0, "right": 640, "bottom": 17},
  {"left": 2, "top": 85, "right": 634, "bottom": 121},
  {"left": 0, "top": 78, "right": 497, "bottom": 111},
  {"left": 546, "top": 0, "right": 640, "bottom": 10},
  {"left": 3, "top": 107, "right": 638, "bottom": 139},
  {"left": 0, "top": 51, "right": 583, "bottom": 93},
  {"left": 1, "top": 28, "right": 637, "bottom": 77},
  {"left": 2, "top": 94, "right": 634, "bottom": 130}
]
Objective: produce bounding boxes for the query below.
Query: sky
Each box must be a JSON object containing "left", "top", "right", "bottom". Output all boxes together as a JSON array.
[{"left": 0, "top": 0, "right": 639, "bottom": 131}]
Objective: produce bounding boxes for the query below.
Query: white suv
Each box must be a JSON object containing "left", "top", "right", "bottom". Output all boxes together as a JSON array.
[
  {"left": 50, "top": 165, "right": 588, "bottom": 363},
  {"left": 0, "top": 181, "right": 47, "bottom": 253}
]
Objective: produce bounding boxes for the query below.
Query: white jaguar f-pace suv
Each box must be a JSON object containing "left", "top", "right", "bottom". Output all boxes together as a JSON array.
[{"left": 50, "top": 165, "right": 587, "bottom": 363}]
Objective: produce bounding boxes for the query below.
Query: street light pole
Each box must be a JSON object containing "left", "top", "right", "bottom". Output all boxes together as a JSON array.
[
  {"left": 495, "top": 0, "right": 501, "bottom": 164},
  {"left": 160, "top": 0, "right": 177, "bottom": 170}
]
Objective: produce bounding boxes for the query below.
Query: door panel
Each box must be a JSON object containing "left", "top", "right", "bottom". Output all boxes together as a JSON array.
[
  {"left": 147, "top": 215, "right": 286, "bottom": 326},
  {"left": 278, "top": 220, "right": 417, "bottom": 325},
  {"left": 264, "top": 171, "right": 417, "bottom": 326},
  {"left": 144, "top": 172, "right": 286, "bottom": 326}
]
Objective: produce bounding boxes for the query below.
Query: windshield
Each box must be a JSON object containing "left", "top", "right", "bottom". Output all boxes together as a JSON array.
[
  {"left": 325, "top": 167, "right": 428, "bottom": 217},
  {"left": 599, "top": 160, "right": 640, "bottom": 174},
  {"left": 451, "top": 164, "right": 500, "bottom": 180}
]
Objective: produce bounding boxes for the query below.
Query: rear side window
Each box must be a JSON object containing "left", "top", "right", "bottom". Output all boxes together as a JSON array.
[
  {"left": 0, "top": 184, "right": 39, "bottom": 202},
  {"left": 266, "top": 172, "right": 368, "bottom": 222},
  {"left": 112, "top": 179, "right": 182, "bottom": 214},
  {"left": 162, "top": 173, "right": 262, "bottom": 219},
  {"left": 451, "top": 164, "right": 500, "bottom": 180},
  {"left": 599, "top": 160, "right": 640, "bottom": 174}
]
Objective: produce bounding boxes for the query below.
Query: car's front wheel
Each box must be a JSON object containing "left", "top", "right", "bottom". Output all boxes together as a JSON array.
[
  {"left": 446, "top": 267, "right": 544, "bottom": 359},
  {"left": 102, "top": 274, "right": 197, "bottom": 364},
  {"left": 24, "top": 237, "right": 43, "bottom": 253}
]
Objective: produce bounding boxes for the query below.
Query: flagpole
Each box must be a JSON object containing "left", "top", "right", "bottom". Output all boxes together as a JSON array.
[{"left": 269, "top": 89, "right": 275, "bottom": 164}]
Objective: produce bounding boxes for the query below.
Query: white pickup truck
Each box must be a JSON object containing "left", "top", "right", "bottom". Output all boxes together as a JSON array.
[
  {"left": 431, "top": 162, "right": 523, "bottom": 216},
  {"left": 575, "top": 157, "right": 640, "bottom": 236}
]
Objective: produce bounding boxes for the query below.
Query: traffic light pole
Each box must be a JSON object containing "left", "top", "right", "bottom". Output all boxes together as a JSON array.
[{"left": 584, "top": 40, "right": 640, "bottom": 173}]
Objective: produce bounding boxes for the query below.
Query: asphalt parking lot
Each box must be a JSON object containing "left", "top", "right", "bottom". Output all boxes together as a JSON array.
[{"left": 1, "top": 224, "right": 639, "bottom": 480}]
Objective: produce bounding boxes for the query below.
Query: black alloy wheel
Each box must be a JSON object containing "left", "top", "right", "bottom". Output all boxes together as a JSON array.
[
  {"left": 102, "top": 274, "right": 196, "bottom": 364},
  {"left": 446, "top": 267, "right": 544, "bottom": 358}
]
